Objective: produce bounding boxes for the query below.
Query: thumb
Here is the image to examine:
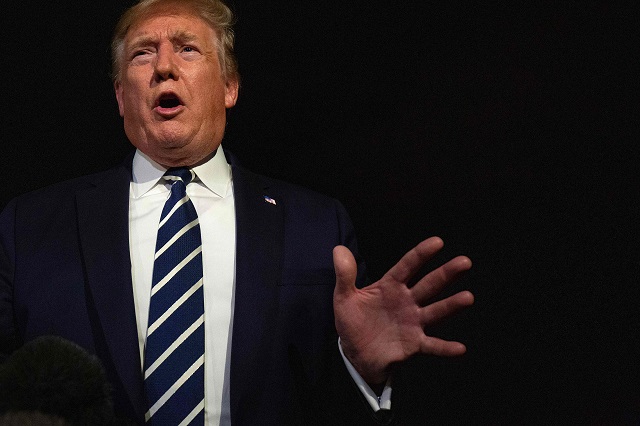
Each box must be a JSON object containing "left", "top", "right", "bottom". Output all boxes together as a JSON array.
[{"left": 333, "top": 245, "right": 357, "bottom": 298}]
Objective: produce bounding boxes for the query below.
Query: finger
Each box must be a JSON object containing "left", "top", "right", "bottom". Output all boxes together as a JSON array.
[
  {"left": 384, "top": 237, "right": 444, "bottom": 284},
  {"left": 420, "top": 291, "right": 475, "bottom": 326},
  {"left": 333, "top": 245, "right": 358, "bottom": 298},
  {"left": 411, "top": 255, "right": 472, "bottom": 303},
  {"left": 419, "top": 335, "right": 467, "bottom": 357}
]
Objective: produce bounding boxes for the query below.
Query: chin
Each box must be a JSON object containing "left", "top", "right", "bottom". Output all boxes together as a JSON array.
[
  {"left": 154, "top": 131, "right": 191, "bottom": 148},
  {"left": 156, "top": 145, "right": 213, "bottom": 168}
]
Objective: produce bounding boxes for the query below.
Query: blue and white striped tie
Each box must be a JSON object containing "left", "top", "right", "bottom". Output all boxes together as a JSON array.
[{"left": 144, "top": 167, "right": 205, "bottom": 425}]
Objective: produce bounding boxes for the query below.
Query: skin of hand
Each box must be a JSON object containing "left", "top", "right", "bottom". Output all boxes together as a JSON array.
[{"left": 333, "top": 236, "right": 474, "bottom": 386}]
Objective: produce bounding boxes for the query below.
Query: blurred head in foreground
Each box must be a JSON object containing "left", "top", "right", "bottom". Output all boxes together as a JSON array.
[{"left": 0, "top": 336, "right": 115, "bottom": 425}]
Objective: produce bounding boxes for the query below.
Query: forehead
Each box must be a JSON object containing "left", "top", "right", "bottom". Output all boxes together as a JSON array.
[{"left": 125, "top": 5, "right": 216, "bottom": 45}]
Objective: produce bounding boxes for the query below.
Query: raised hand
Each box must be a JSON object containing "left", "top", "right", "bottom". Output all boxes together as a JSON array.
[{"left": 333, "top": 237, "right": 474, "bottom": 385}]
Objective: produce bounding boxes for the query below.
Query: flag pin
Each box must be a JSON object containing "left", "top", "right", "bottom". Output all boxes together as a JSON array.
[{"left": 263, "top": 195, "right": 277, "bottom": 205}]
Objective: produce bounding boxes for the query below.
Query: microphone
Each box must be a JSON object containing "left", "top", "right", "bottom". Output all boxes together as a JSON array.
[{"left": 0, "top": 335, "right": 115, "bottom": 425}]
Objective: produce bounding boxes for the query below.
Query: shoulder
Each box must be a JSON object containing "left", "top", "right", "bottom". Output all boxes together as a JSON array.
[
  {"left": 229, "top": 160, "right": 360, "bottom": 265},
  {"left": 224, "top": 148, "right": 340, "bottom": 206},
  {"left": 0, "top": 156, "right": 132, "bottom": 232},
  {"left": 231, "top": 161, "right": 348, "bottom": 219}
]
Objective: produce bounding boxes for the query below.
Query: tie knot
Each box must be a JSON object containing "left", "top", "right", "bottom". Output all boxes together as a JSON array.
[{"left": 163, "top": 167, "right": 195, "bottom": 186}]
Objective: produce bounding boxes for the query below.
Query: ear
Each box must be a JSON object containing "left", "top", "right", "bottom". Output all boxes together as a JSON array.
[
  {"left": 224, "top": 77, "right": 239, "bottom": 108},
  {"left": 114, "top": 81, "right": 125, "bottom": 117}
]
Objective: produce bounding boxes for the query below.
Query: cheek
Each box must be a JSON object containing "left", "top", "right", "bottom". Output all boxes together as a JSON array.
[
  {"left": 197, "top": 90, "right": 226, "bottom": 118},
  {"left": 121, "top": 74, "right": 149, "bottom": 106}
]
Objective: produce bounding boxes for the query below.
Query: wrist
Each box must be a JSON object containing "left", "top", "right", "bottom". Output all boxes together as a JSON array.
[{"left": 339, "top": 337, "right": 390, "bottom": 385}]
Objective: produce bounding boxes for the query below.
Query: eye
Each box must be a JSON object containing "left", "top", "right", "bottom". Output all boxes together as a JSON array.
[
  {"left": 131, "top": 49, "right": 153, "bottom": 60},
  {"left": 180, "top": 45, "right": 200, "bottom": 54},
  {"left": 179, "top": 45, "right": 201, "bottom": 60}
]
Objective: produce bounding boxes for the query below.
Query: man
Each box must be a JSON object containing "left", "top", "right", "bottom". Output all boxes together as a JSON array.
[{"left": 0, "top": 0, "right": 474, "bottom": 424}]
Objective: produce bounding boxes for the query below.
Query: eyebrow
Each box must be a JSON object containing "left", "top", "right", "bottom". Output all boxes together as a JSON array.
[
  {"left": 127, "top": 35, "right": 156, "bottom": 53},
  {"left": 170, "top": 30, "right": 198, "bottom": 44},
  {"left": 127, "top": 30, "right": 200, "bottom": 52}
]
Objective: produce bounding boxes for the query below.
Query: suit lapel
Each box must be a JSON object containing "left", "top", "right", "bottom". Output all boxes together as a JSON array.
[
  {"left": 72, "top": 151, "right": 286, "bottom": 422},
  {"left": 229, "top": 162, "right": 285, "bottom": 423},
  {"left": 75, "top": 159, "right": 145, "bottom": 422}
]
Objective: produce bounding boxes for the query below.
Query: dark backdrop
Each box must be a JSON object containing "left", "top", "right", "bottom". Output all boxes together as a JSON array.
[{"left": 2, "top": 1, "right": 639, "bottom": 424}]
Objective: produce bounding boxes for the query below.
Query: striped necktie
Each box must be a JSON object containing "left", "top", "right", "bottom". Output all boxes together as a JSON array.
[{"left": 144, "top": 167, "right": 205, "bottom": 425}]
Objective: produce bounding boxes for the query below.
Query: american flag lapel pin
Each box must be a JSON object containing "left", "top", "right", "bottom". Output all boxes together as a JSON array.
[{"left": 263, "top": 195, "right": 277, "bottom": 205}]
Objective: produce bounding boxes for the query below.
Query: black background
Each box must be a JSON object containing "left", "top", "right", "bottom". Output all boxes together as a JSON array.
[{"left": 2, "top": 1, "right": 639, "bottom": 424}]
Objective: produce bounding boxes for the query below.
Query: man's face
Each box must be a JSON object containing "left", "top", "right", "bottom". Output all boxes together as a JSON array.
[{"left": 115, "top": 5, "right": 238, "bottom": 167}]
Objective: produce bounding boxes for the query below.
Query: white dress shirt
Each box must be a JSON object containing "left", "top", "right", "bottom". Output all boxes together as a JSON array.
[
  {"left": 129, "top": 149, "right": 235, "bottom": 424},
  {"left": 128, "top": 148, "right": 390, "bottom": 425}
]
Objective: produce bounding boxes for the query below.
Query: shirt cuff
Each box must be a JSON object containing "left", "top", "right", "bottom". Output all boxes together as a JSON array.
[{"left": 338, "top": 337, "right": 392, "bottom": 411}]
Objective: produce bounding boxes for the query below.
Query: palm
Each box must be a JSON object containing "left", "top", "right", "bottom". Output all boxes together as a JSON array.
[{"left": 333, "top": 237, "right": 474, "bottom": 385}]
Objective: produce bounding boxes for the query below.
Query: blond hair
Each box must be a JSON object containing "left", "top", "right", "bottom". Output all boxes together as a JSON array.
[{"left": 111, "top": 0, "right": 239, "bottom": 83}]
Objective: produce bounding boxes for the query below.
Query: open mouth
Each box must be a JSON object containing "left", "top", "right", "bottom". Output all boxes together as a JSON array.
[{"left": 156, "top": 92, "right": 183, "bottom": 109}]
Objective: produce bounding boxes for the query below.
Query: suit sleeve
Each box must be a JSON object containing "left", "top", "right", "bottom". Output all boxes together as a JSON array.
[
  {"left": 334, "top": 200, "right": 368, "bottom": 288},
  {"left": 0, "top": 199, "right": 20, "bottom": 360},
  {"left": 303, "top": 200, "right": 397, "bottom": 426}
]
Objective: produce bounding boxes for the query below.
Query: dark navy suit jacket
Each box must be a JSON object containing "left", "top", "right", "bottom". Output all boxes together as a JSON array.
[{"left": 0, "top": 151, "right": 393, "bottom": 425}]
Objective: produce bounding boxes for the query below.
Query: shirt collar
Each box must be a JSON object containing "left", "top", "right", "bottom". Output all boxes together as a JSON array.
[{"left": 131, "top": 148, "right": 232, "bottom": 199}]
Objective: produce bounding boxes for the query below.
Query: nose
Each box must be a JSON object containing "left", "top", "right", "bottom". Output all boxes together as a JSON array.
[{"left": 154, "top": 44, "right": 179, "bottom": 81}]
